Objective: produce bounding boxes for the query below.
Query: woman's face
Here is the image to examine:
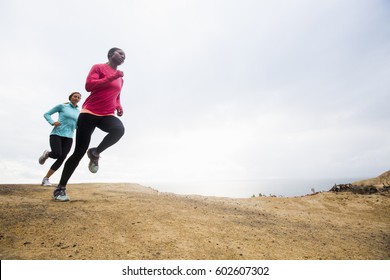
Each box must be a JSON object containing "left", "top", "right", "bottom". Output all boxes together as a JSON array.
[
  {"left": 70, "top": 93, "right": 81, "bottom": 105},
  {"left": 110, "top": 49, "right": 126, "bottom": 65}
]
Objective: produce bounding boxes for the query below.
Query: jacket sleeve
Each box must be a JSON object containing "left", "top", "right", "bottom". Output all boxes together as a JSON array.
[
  {"left": 116, "top": 93, "right": 122, "bottom": 111},
  {"left": 116, "top": 80, "right": 124, "bottom": 110},
  {"left": 85, "top": 64, "right": 123, "bottom": 92},
  {"left": 43, "top": 104, "right": 63, "bottom": 125}
]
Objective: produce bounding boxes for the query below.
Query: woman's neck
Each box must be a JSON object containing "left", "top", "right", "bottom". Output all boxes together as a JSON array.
[{"left": 106, "top": 61, "right": 117, "bottom": 70}]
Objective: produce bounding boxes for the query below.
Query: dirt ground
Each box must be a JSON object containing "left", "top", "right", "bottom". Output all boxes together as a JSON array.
[{"left": 0, "top": 183, "right": 389, "bottom": 260}]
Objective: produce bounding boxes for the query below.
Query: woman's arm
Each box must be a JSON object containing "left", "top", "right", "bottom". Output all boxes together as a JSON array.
[
  {"left": 116, "top": 93, "right": 123, "bottom": 116},
  {"left": 85, "top": 64, "right": 123, "bottom": 92},
  {"left": 43, "top": 104, "right": 63, "bottom": 125}
]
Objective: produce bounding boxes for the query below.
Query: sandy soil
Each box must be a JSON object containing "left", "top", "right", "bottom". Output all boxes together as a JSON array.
[{"left": 0, "top": 182, "right": 389, "bottom": 260}]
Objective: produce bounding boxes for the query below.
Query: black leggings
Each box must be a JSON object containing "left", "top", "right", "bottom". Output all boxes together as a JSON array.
[
  {"left": 49, "top": 135, "right": 73, "bottom": 171},
  {"left": 59, "top": 113, "right": 125, "bottom": 187}
]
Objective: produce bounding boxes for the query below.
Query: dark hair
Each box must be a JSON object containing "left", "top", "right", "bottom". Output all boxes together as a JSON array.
[
  {"left": 68, "top": 92, "right": 81, "bottom": 101},
  {"left": 107, "top": 47, "right": 121, "bottom": 59}
]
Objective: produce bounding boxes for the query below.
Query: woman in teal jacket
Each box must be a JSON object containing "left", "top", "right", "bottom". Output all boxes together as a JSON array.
[{"left": 39, "top": 92, "right": 81, "bottom": 186}]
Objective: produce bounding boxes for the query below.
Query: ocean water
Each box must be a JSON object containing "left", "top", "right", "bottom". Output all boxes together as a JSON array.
[{"left": 140, "top": 177, "right": 363, "bottom": 198}]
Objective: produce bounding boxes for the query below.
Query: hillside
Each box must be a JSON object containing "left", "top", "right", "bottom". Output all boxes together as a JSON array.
[
  {"left": 352, "top": 170, "right": 390, "bottom": 187},
  {"left": 0, "top": 182, "right": 389, "bottom": 260}
]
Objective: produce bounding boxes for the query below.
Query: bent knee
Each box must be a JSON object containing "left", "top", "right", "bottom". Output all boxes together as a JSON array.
[
  {"left": 113, "top": 125, "right": 125, "bottom": 137},
  {"left": 50, "top": 152, "right": 62, "bottom": 159}
]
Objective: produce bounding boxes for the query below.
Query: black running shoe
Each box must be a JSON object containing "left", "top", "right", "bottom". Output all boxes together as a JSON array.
[
  {"left": 53, "top": 186, "right": 70, "bottom": 202},
  {"left": 87, "top": 148, "right": 100, "bottom": 173}
]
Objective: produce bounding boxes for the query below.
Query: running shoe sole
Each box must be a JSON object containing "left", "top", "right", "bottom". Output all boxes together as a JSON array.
[
  {"left": 87, "top": 149, "right": 99, "bottom": 173},
  {"left": 53, "top": 195, "right": 70, "bottom": 202},
  {"left": 39, "top": 150, "right": 49, "bottom": 165}
]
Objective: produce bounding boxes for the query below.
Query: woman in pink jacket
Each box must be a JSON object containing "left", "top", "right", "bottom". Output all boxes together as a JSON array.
[{"left": 53, "top": 48, "right": 126, "bottom": 202}]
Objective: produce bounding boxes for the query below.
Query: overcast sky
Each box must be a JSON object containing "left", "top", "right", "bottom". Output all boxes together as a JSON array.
[{"left": 1, "top": 0, "right": 389, "bottom": 197}]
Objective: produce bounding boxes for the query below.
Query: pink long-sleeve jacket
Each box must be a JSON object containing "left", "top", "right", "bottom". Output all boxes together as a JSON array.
[{"left": 83, "top": 63, "right": 124, "bottom": 116}]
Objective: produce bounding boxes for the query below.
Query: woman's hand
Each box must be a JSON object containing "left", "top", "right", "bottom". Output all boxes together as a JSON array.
[{"left": 117, "top": 107, "right": 123, "bottom": 117}]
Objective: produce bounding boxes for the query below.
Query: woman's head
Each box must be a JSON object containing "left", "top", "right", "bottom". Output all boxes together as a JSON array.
[
  {"left": 107, "top": 47, "right": 125, "bottom": 66},
  {"left": 68, "top": 92, "right": 81, "bottom": 105},
  {"left": 107, "top": 48, "right": 121, "bottom": 59}
]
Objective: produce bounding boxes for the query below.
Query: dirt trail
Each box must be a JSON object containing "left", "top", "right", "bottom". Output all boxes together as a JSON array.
[{"left": 0, "top": 183, "right": 389, "bottom": 260}]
